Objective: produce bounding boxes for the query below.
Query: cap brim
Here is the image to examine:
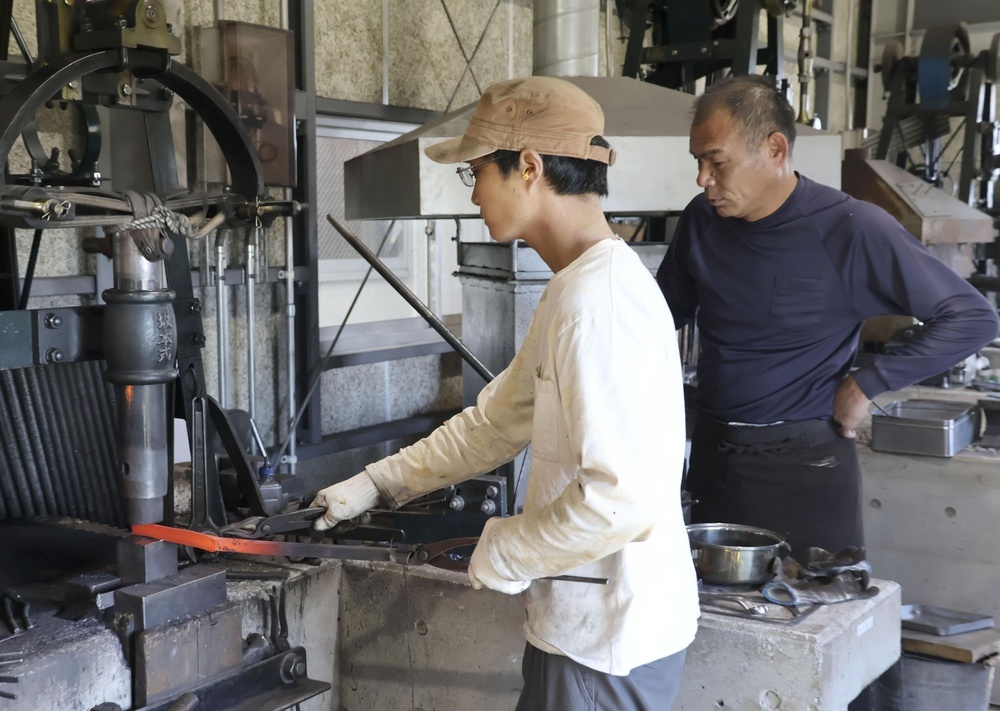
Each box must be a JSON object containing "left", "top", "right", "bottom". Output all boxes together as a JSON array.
[{"left": 424, "top": 135, "right": 496, "bottom": 164}]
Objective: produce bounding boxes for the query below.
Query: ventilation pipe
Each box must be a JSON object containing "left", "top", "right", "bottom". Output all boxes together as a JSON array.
[{"left": 533, "top": 0, "right": 600, "bottom": 76}]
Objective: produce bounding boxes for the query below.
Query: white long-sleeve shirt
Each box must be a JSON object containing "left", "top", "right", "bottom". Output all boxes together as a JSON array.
[{"left": 367, "top": 238, "right": 699, "bottom": 675}]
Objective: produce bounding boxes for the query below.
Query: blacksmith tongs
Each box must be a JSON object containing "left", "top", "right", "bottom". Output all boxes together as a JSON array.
[{"left": 403, "top": 537, "right": 611, "bottom": 585}]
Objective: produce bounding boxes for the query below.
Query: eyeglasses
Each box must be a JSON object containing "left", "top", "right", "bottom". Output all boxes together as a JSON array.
[{"left": 456, "top": 155, "right": 502, "bottom": 187}]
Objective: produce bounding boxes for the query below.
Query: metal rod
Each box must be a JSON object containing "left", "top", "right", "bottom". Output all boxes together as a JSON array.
[
  {"left": 283, "top": 216, "right": 297, "bottom": 474},
  {"left": 326, "top": 214, "right": 495, "bottom": 383},
  {"left": 9, "top": 17, "right": 33, "bottom": 66},
  {"left": 508, "top": 0, "right": 515, "bottom": 79},
  {"left": 605, "top": 0, "right": 614, "bottom": 77},
  {"left": 17, "top": 228, "right": 41, "bottom": 309},
  {"left": 543, "top": 575, "right": 610, "bottom": 585},
  {"left": 382, "top": 0, "right": 389, "bottom": 105},
  {"left": 249, "top": 416, "right": 269, "bottom": 465},
  {"left": 245, "top": 227, "right": 258, "bottom": 438},
  {"left": 215, "top": 232, "right": 229, "bottom": 407}
]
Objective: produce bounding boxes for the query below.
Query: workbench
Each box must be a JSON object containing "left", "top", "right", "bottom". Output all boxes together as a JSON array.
[{"left": 675, "top": 581, "right": 902, "bottom": 710}]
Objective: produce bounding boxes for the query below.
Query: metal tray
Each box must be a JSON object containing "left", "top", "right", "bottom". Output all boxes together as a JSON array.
[
  {"left": 871, "top": 399, "right": 977, "bottom": 457},
  {"left": 900, "top": 604, "right": 995, "bottom": 636}
]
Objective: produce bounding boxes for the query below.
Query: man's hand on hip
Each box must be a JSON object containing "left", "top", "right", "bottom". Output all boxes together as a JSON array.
[{"left": 833, "top": 375, "right": 871, "bottom": 438}]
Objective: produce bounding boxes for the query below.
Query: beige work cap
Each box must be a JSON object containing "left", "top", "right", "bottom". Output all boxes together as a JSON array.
[{"left": 425, "top": 76, "right": 616, "bottom": 166}]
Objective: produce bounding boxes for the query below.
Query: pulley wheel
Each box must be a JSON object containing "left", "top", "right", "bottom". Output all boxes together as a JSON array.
[
  {"left": 918, "top": 22, "right": 971, "bottom": 110},
  {"left": 945, "top": 22, "right": 971, "bottom": 91},
  {"left": 710, "top": 0, "right": 739, "bottom": 27},
  {"left": 988, "top": 32, "right": 1000, "bottom": 85}
]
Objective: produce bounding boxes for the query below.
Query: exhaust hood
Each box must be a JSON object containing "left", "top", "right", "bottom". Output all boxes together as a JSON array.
[{"left": 344, "top": 76, "right": 842, "bottom": 219}]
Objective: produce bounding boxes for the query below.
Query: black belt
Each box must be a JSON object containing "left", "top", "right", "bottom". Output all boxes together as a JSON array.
[{"left": 695, "top": 412, "right": 840, "bottom": 447}]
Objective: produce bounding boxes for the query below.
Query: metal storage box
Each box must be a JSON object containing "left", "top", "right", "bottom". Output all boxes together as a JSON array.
[{"left": 871, "top": 399, "right": 977, "bottom": 457}]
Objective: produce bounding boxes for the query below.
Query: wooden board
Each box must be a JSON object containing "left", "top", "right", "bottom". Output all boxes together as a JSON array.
[{"left": 902, "top": 626, "right": 1000, "bottom": 663}]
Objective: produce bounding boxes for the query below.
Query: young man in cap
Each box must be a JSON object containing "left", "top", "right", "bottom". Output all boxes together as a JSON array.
[{"left": 312, "top": 76, "right": 698, "bottom": 710}]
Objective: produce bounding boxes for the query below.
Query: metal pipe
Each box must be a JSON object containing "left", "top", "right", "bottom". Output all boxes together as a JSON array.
[
  {"left": 9, "top": 17, "right": 33, "bottom": 66},
  {"left": 213, "top": 0, "right": 224, "bottom": 23},
  {"left": 797, "top": 0, "right": 815, "bottom": 125},
  {"left": 845, "top": 0, "right": 856, "bottom": 130},
  {"left": 245, "top": 227, "right": 258, "bottom": 437},
  {"left": 533, "top": 0, "right": 600, "bottom": 77},
  {"left": 215, "top": 230, "right": 229, "bottom": 407},
  {"left": 382, "top": 0, "right": 389, "bottom": 104},
  {"left": 327, "top": 214, "right": 495, "bottom": 383},
  {"left": 508, "top": 0, "right": 515, "bottom": 80},
  {"left": 605, "top": 0, "right": 614, "bottom": 77},
  {"left": 283, "top": 213, "right": 297, "bottom": 474},
  {"left": 280, "top": 4, "right": 296, "bottom": 474},
  {"left": 425, "top": 220, "right": 438, "bottom": 317}
]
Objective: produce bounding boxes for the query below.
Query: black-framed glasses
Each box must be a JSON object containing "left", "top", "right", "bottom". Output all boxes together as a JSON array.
[{"left": 456, "top": 155, "right": 502, "bottom": 187}]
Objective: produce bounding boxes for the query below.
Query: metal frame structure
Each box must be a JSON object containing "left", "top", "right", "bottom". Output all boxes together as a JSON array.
[
  {"left": 619, "top": 0, "right": 792, "bottom": 92},
  {"left": 875, "top": 22, "right": 1000, "bottom": 211}
]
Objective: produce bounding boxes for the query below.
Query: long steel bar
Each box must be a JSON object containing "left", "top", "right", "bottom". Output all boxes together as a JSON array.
[
  {"left": 215, "top": 232, "right": 229, "bottom": 406},
  {"left": 245, "top": 227, "right": 257, "bottom": 429},
  {"left": 326, "top": 214, "right": 494, "bottom": 383}
]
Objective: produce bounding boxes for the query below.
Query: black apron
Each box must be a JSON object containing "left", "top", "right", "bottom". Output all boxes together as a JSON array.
[{"left": 687, "top": 413, "right": 864, "bottom": 562}]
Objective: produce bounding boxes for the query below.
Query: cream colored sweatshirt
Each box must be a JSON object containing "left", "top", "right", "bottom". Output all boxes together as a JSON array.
[{"left": 367, "top": 238, "right": 699, "bottom": 675}]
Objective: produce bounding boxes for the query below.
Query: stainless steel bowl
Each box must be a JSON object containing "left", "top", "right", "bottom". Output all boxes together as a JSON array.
[{"left": 687, "top": 523, "right": 784, "bottom": 586}]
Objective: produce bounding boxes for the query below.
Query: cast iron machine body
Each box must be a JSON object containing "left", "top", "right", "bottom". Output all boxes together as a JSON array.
[{"left": 0, "top": 2, "right": 324, "bottom": 709}]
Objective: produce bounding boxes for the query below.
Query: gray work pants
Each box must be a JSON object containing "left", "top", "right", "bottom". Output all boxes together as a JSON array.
[{"left": 515, "top": 642, "right": 687, "bottom": 711}]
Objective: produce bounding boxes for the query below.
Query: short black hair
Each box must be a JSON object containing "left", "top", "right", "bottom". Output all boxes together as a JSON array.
[
  {"left": 492, "top": 136, "right": 611, "bottom": 197},
  {"left": 694, "top": 75, "right": 796, "bottom": 156}
]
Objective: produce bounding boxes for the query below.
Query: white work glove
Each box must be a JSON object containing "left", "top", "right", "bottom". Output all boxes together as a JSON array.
[
  {"left": 468, "top": 517, "right": 531, "bottom": 595},
  {"left": 310, "top": 472, "right": 381, "bottom": 532}
]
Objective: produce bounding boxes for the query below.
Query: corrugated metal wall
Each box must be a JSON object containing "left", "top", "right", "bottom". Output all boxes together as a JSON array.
[{"left": 0, "top": 361, "right": 125, "bottom": 527}]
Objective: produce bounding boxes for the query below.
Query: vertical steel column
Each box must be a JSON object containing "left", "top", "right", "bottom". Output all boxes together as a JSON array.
[
  {"left": 245, "top": 226, "right": 257, "bottom": 429},
  {"left": 288, "top": 0, "right": 321, "bottom": 450},
  {"left": 215, "top": 231, "right": 229, "bottom": 406},
  {"left": 732, "top": 1, "right": 762, "bottom": 76},
  {"left": 281, "top": 2, "right": 297, "bottom": 473}
]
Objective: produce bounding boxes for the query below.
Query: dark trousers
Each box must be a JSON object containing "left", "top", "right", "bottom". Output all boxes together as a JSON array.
[
  {"left": 687, "top": 414, "right": 864, "bottom": 561},
  {"left": 515, "top": 643, "right": 686, "bottom": 711}
]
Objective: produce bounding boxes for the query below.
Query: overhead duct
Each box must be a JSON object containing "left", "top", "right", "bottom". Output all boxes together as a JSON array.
[
  {"left": 533, "top": 0, "right": 600, "bottom": 77},
  {"left": 343, "top": 76, "right": 842, "bottom": 219}
]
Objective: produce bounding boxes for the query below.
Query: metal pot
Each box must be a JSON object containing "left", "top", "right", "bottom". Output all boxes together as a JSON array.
[{"left": 687, "top": 523, "right": 784, "bottom": 586}]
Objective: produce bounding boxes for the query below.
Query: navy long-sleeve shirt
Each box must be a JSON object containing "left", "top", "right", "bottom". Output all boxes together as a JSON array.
[{"left": 657, "top": 174, "right": 1000, "bottom": 424}]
